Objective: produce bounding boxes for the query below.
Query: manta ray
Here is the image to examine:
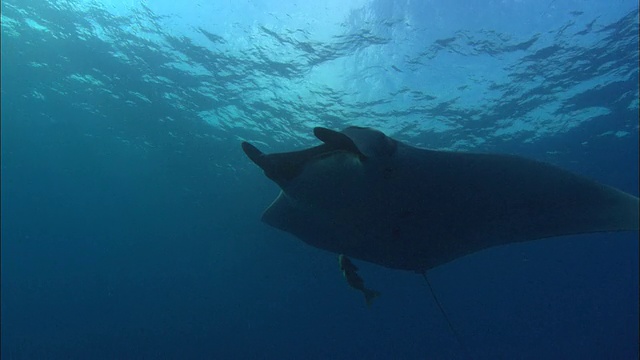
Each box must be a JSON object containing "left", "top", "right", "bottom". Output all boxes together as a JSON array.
[{"left": 242, "top": 126, "right": 639, "bottom": 273}]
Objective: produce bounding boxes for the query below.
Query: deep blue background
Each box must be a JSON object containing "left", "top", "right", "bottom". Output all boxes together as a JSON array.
[{"left": 2, "top": 1, "right": 638, "bottom": 359}]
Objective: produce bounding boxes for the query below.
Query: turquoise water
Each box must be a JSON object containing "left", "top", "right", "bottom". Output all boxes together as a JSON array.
[{"left": 1, "top": 1, "right": 638, "bottom": 358}]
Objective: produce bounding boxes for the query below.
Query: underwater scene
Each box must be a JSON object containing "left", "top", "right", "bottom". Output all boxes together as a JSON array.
[{"left": 1, "top": 0, "right": 638, "bottom": 359}]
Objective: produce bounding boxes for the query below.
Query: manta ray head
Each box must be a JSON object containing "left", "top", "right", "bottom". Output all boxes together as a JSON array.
[{"left": 241, "top": 126, "right": 397, "bottom": 198}]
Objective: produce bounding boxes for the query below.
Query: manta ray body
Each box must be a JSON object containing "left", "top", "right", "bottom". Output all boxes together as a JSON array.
[{"left": 242, "top": 127, "right": 639, "bottom": 272}]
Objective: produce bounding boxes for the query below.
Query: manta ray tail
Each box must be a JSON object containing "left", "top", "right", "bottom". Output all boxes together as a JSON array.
[
  {"left": 364, "top": 288, "right": 381, "bottom": 307},
  {"left": 422, "top": 272, "right": 471, "bottom": 358}
]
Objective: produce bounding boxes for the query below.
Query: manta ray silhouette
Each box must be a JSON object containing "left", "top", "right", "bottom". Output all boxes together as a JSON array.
[{"left": 242, "top": 126, "right": 639, "bottom": 273}]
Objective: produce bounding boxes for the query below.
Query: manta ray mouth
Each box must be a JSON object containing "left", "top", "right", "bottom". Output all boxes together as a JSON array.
[{"left": 310, "top": 149, "right": 356, "bottom": 162}]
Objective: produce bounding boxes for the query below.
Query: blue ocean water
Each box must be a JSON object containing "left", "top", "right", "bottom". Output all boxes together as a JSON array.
[{"left": 1, "top": 0, "right": 638, "bottom": 358}]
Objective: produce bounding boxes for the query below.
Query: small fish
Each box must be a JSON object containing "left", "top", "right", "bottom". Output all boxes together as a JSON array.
[{"left": 338, "top": 254, "right": 380, "bottom": 306}]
